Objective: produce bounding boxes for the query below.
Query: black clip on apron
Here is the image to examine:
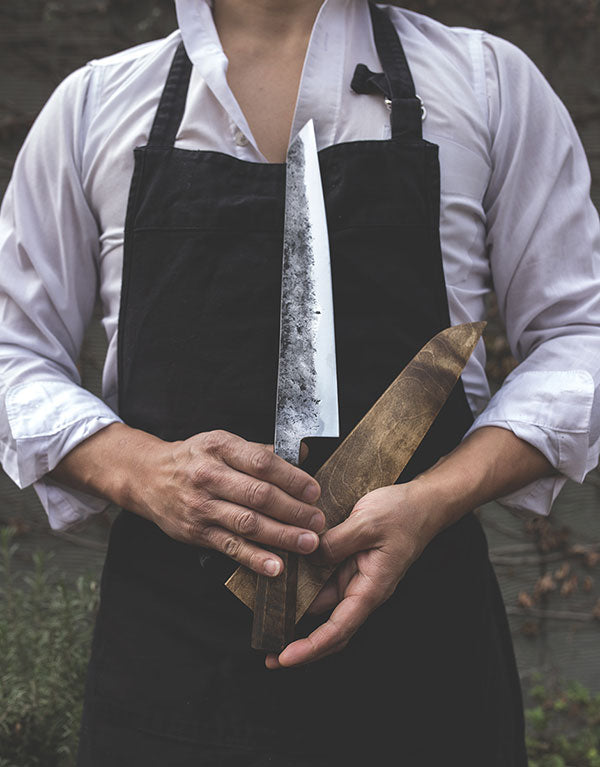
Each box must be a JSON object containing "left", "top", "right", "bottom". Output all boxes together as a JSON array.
[{"left": 77, "top": 5, "right": 527, "bottom": 765}]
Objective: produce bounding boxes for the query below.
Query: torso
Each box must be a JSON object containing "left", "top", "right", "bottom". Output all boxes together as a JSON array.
[{"left": 82, "top": 4, "right": 496, "bottom": 419}]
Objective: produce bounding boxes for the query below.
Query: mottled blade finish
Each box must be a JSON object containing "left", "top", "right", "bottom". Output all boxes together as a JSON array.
[
  {"left": 274, "top": 119, "right": 339, "bottom": 463},
  {"left": 228, "top": 322, "right": 486, "bottom": 621},
  {"left": 251, "top": 120, "right": 339, "bottom": 652}
]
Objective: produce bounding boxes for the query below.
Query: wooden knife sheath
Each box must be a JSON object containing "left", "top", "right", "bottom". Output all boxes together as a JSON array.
[{"left": 226, "top": 322, "right": 485, "bottom": 623}]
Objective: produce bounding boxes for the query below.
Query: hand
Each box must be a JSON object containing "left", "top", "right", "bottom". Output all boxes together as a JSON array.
[
  {"left": 264, "top": 424, "right": 556, "bottom": 669},
  {"left": 265, "top": 480, "right": 445, "bottom": 669},
  {"left": 134, "top": 429, "right": 324, "bottom": 577}
]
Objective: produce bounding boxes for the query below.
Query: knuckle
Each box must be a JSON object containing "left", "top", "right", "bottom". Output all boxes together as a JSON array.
[
  {"left": 249, "top": 448, "right": 272, "bottom": 476},
  {"left": 276, "top": 525, "right": 293, "bottom": 549},
  {"left": 203, "top": 429, "right": 230, "bottom": 453},
  {"left": 185, "top": 517, "right": 207, "bottom": 544},
  {"left": 236, "top": 510, "right": 260, "bottom": 537},
  {"left": 199, "top": 524, "right": 222, "bottom": 550},
  {"left": 223, "top": 536, "right": 242, "bottom": 559},
  {"left": 247, "top": 480, "right": 271, "bottom": 509},
  {"left": 286, "top": 503, "right": 304, "bottom": 525},
  {"left": 354, "top": 510, "right": 377, "bottom": 539},
  {"left": 361, "top": 520, "right": 378, "bottom": 543},
  {"left": 190, "top": 462, "right": 213, "bottom": 487},
  {"left": 191, "top": 496, "right": 216, "bottom": 520},
  {"left": 324, "top": 626, "right": 344, "bottom": 649},
  {"left": 288, "top": 468, "right": 307, "bottom": 493}
]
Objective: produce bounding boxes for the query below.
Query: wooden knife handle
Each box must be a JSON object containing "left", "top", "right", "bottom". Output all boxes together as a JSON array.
[
  {"left": 251, "top": 444, "right": 301, "bottom": 652},
  {"left": 228, "top": 322, "right": 486, "bottom": 626},
  {"left": 251, "top": 550, "right": 298, "bottom": 652},
  {"left": 229, "top": 421, "right": 395, "bottom": 627}
]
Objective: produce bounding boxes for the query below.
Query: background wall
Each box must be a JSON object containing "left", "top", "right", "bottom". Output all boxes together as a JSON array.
[{"left": 1, "top": 0, "right": 599, "bottom": 693}]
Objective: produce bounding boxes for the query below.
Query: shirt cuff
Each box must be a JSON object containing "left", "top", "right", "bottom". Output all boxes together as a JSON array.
[
  {"left": 2, "top": 379, "right": 122, "bottom": 528},
  {"left": 33, "top": 478, "right": 113, "bottom": 531},
  {"left": 464, "top": 369, "right": 598, "bottom": 516}
]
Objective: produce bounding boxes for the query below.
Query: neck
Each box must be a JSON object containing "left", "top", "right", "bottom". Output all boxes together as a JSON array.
[{"left": 212, "top": 0, "right": 326, "bottom": 44}]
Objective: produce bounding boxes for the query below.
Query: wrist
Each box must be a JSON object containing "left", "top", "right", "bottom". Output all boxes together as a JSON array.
[
  {"left": 408, "top": 458, "right": 480, "bottom": 538},
  {"left": 104, "top": 424, "right": 171, "bottom": 519},
  {"left": 407, "top": 426, "right": 555, "bottom": 536},
  {"left": 50, "top": 422, "right": 169, "bottom": 521}
]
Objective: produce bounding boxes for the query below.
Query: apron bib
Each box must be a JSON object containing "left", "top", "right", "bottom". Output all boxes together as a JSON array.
[{"left": 77, "top": 5, "right": 527, "bottom": 765}]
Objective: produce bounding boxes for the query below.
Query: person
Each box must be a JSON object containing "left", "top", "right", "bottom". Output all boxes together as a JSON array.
[{"left": 1, "top": 0, "right": 599, "bottom": 764}]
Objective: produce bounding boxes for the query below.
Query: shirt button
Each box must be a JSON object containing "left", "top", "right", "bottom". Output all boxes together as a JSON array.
[{"left": 234, "top": 129, "right": 249, "bottom": 147}]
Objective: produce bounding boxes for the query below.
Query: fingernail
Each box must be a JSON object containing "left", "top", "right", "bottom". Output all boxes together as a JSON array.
[
  {"left": 264, "top": 559, "right": 281, "bottom": 576},
  {"left": 302, "top": 483, "right": 320, "bottom": 503},
  {"left": 298, "top": 533, "right": 318, "bottom": 553}
]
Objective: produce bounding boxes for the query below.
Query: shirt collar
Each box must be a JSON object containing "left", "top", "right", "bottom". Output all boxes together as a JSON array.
[{"left": 175, "top": 0, "right": 353, "bottom": 156}]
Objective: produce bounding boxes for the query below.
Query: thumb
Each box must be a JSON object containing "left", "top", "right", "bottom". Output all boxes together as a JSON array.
[{"left": 317, "top": 509, "right": 377, "bottom": 567}]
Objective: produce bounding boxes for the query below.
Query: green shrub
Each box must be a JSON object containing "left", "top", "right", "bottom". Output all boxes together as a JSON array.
[
  {"left": 526, "top": 673, "right": 600, "bottom": 767},
  {"left": 1, "top": 526, "right": 600, "bottom": 766},
  {"left": 0, "top": 528, "right": 99, "bottom": 767}
]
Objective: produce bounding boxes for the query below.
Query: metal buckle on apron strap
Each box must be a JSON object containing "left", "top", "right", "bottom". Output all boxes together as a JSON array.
[
  {"left": 384, "top": 95, "right": 426, "bottom": 121},
  {"left": 352, "top": 63, "right": 426, "bottom": 121}
]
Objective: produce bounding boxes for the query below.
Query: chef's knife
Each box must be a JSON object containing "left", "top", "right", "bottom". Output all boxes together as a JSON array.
[
  {"left": 229, "top": 321, "right": 485, "bottom": 621},
  {"left": 251, "top": 120, "right": 339, "bottom": 652}
]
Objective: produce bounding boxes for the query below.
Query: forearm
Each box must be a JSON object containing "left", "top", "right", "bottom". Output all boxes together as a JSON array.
[
  {"left": 291, "top": 426, "right": 557, "bottom": 664},
  {"left": 416, "top": 425, "right": 556, "bottom": 536},
  {"left": 49, "top": 423, "right": 325, "bottom": 576},
  {"left": 48, "top": 422, "right": 165, "bottom": 521}
]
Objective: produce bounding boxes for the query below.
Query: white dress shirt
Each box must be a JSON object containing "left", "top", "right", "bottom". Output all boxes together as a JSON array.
[{"left": 1, "top": 0, "right": 599, "bottom": 530}]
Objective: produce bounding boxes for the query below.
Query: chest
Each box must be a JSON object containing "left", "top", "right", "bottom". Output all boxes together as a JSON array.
[
  {"left": 88, "top": 39, "right": 492, "bottom": 310},
  {"left": 221, "top": 43, "right": 309, "bottom": 163}
]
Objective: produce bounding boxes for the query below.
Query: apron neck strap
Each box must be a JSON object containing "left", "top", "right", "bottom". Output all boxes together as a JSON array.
[
  {"left": 148, "top": 41, "right": 193, "bottom": 148},
  {"left": 351, "top": 3, "right": 424, "bottom": 141},
  {"left": 150, "top": 7, "right": 422, "bottom": 147}
]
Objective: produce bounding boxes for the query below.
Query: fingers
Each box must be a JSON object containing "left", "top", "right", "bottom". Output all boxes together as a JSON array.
[
  {"left": 307, "top": 559, "right": 358, "bottom": 615},
  {"left": 336, "top": 558, "right": 359, "bottom": 600},
  {"left": 217, "top": 432, "right": 320, "bottom": 504},
  {"left": 269, "top": 571, "right": 381, "bottom": 668},
  {"left": 318, "top": 512, "right": 378, "bottom": 567},
  {"left": 197, "top": 432, "right": 324, "bottom": 531},
  {"left": 198, "top": 524, "right": 284, "bottom": 577},
  {"left": 155, "top": 431, "right": 323, "bottom": 558},
  {"left": 306, "top": 579, "right": 338, "bottom": 615},
  {"left": 197, "top": 500, "right": 320, "bottom": 556},
  {"left": 203, "top": 462, "right": 324, "bottom": 533}
]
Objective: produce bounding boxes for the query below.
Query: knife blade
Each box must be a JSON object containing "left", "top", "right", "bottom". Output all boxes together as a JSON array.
[
  {"left": 251, "top": 120, "right": 339, "bottom": 652},
  {"left": 228, "top": 321, "right": 485, "bottom": 621}
]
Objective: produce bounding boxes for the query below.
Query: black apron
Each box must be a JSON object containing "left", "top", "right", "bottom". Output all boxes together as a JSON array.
[{"left": 77, "top": 5, "right": 527, "bottom": 765}]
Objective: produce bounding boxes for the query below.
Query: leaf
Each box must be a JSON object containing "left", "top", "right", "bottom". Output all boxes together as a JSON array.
[
  {"left": 518, "top": 591, "right": 535, "bottom": 608},
  {"left": 534, "top": 573, "right": 557, "bottom": 598},
  {"left": 560, "top": 575, "right": 578, "bottom": 597}
]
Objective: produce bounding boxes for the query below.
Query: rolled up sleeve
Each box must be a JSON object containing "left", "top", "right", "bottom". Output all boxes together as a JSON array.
[
  {"left": 0, "top": 66, "right": 122, "bottom": 530},
  {"left": 465, "top": 34, "right": 600, "bottom": 515}
]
